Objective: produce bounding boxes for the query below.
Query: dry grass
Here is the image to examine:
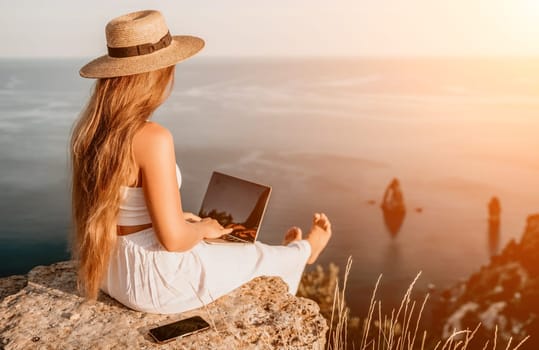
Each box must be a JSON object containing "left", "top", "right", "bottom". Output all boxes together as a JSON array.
[{"left": 323, "top": 256, "right": 530, "bottom": 350}]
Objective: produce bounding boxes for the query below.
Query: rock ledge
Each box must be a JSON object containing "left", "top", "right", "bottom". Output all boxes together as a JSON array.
[{"left": 0, "top": 261, "right": 327, "bottom": 349}]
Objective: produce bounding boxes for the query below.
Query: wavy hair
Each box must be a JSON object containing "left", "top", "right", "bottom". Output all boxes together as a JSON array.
[{"left": 69, "top": 65, "right": 175, "bottom": 300}]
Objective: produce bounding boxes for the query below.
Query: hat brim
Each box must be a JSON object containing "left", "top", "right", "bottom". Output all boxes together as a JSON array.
[{"left": 79, "top": 35, "right": 204, "bottom": 79}]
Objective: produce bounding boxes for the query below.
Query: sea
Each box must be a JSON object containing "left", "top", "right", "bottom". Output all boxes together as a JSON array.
[{"left": 1, "top": 56, "right": 539, "bottom": 321}]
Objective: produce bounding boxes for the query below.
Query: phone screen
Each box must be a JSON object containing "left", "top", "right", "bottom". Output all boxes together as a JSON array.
[{"left": 149, "top": 315, "right": 210, "bottom": 343}]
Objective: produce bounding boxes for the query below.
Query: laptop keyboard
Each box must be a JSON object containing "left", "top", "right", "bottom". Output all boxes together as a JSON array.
[{"left": 222, "top": 231, "right": 250, "bottom": 243}]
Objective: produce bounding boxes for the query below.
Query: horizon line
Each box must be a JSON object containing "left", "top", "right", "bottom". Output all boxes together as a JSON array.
[{"left": 1, "top": 53, "right": 539, "bottom": 60}]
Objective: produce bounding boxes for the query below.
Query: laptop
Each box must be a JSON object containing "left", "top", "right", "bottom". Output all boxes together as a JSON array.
[{"left": 198, "top": 171, "right": 272, "bottom": 244}]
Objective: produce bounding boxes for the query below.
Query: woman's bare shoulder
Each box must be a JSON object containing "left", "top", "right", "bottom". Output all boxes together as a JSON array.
[
  {"left": 136, "top": 121, "right": 172, "bottom": 138},
  {"left": 132, "top": 121, "right": 175, "bottom": 166}
]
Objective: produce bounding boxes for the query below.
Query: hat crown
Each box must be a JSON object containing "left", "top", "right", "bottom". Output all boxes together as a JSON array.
[
  {"left": 80, "top": 9, "right": 205, "bottom": 78},
  {"left": 105, "top": 10, "right": 169, "bottom": 48}
]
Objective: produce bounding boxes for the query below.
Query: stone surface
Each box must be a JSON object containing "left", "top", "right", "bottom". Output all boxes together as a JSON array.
[
  {"left": 0, "top": 261, "right": 327, "bottom": 349},
  {"left": 0, "top": 275, "right": 27, "bottom": 303},
  {"left": 433, "top": 213, "right": 539, "bottom": 349}
]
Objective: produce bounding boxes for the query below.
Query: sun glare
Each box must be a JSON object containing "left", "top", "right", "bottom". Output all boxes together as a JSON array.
[{"left": 510, "top": 0, "right": 539, "bottom": 32}]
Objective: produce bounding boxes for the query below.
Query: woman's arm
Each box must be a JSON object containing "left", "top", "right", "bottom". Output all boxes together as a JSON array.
[
  {"left": 133, "top": 122, "right": 231, "bottom": 252},
  {"left": 183, "top": 212, "right": 202, "bottom": 222}
]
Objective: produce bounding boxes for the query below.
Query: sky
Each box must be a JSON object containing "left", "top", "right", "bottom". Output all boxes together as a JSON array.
[{"left": 1, "top": 0, "right": 539, "bottom": 58}]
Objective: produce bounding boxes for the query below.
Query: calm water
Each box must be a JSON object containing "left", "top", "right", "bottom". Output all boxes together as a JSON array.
[{"left": 1, "top": 57, "right": 539, "bottom": 318}]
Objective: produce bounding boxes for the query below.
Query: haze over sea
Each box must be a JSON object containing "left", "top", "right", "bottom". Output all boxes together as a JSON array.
[{"left": 1, "top": 57, "right": 539, "bottom": 316}]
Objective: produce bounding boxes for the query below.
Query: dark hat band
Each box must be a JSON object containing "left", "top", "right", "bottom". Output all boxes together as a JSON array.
[{"left": 107, "top": 31, "right": 172, "bottom": 58}]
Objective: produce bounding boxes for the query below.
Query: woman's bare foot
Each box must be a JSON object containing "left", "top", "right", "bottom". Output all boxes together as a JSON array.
[
  {"left": 306, "top": 213, "right": 332, "bottom": 264},
  {"left": 283, "top": 226, "right": 303, "bottom": 245}
]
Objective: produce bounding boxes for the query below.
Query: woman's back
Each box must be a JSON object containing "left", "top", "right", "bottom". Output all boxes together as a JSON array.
[
  {"left": 117, "top": 162, "right": 182, "bottom": 227},
  {"left": 115, "top": 121, "right": 182, "bottom": 237}
]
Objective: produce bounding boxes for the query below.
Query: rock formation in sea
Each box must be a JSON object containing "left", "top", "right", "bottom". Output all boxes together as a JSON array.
[
  {"left": 0, "top": 261, "right": 328, "bottom": 349},
  {"left": 433, "top": 213, "right": 539, "bottom": 348}
]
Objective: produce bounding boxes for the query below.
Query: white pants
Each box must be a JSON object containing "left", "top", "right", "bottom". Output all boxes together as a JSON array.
[{"left": 100, "top": 227, "right": 311, "bottom": 314}]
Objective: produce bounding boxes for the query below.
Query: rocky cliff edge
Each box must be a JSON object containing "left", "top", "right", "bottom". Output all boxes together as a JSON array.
[{"left": 0, "top": 261, "right": 327, "bottom": 349}]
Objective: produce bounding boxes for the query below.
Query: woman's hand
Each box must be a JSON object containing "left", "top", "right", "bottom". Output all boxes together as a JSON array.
[
  {"left": 194, "top": 217, "right": 234, "bottom": 239},
  {"left": 183, "top": 212, "right": 202, "bottom": 223}
]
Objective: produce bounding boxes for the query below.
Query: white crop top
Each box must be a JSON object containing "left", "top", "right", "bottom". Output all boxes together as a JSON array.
[{"left": 116, "top": 163, "right": 182, "bottom": 226}]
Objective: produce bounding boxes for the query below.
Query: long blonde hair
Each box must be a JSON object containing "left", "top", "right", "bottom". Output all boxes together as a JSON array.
[{"left": 70, "top": 65, "right": 175, "bottom": 300}]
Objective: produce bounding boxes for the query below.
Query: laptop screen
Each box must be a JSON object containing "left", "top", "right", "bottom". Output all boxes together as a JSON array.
[{"left": 198, "top": 171, "right": 271, "bottom": 243}]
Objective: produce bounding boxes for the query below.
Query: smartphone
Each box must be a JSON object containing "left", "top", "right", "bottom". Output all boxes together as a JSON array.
[{"left": 148, "top": 315, "right": 211, "bottom": 344}]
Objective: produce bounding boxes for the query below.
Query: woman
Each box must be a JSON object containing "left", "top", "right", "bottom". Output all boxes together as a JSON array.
[{"left": 70, "top": 9, "right": 332, "bottom": 314}]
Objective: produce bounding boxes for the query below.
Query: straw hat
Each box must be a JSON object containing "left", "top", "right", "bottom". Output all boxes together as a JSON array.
[{"left": 79, "top": 10, "right": 204, "bottom": 79}]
